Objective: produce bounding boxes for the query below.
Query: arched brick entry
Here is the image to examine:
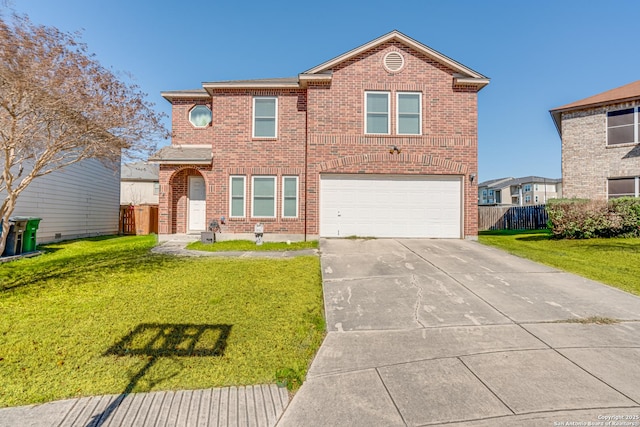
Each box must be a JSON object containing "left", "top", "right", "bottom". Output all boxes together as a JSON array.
[{"left": 167, "top": 168, "right": 206, "bottom": 234}]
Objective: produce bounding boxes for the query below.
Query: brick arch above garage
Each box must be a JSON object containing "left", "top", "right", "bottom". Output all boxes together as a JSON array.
[{"left": 315, "top": 152, "right": 470, "bottom": 175}]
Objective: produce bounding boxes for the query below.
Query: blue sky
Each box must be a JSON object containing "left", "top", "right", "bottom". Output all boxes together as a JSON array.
[{"left": 10, "top": 0, "right": 640, "bottom": 182}]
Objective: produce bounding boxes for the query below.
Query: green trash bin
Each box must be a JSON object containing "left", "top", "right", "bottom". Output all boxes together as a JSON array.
[{"left": 23, "top": 217, "right": 42, "bottom": 253}]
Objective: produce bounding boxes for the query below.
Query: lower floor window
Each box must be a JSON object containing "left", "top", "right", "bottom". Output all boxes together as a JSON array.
[
  {"left": 230, "top": 176, "right": 246, "bottom": 217},
  {"left": 282, "top": 176, "right": 298, "bottom": 217},
  {"left": 252, "top": 176, "right": 276, "bottom": 217},
  {"left": 608, "top": 177, "right": 639, "bottom": 199}
]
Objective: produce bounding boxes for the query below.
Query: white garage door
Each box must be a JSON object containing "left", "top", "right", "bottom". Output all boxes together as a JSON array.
[{"left": 320, "top": 174, "right": 462, "bottom": 238}]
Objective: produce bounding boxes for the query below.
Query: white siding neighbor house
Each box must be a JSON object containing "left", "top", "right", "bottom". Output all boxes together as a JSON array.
[
  {"left": 120, "top": 162, "right": 159, "bottom": 205},
  {"left": 6, "top": 159, "right": 120, "bottom": 243}
]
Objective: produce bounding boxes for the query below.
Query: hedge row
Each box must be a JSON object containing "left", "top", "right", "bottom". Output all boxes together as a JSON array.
[{"left": 546, "top": 197, "right": 640, "bottom": 239}]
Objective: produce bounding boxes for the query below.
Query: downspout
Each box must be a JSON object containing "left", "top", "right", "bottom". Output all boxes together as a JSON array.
[{"left": 304, "top": 91, "right": 308, "bottom": 242}]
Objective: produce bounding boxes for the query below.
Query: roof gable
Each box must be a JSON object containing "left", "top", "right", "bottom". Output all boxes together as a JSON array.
[
  {"left": 188, "top": 30, "right": 488, "bottom": 95},
  {"left": 550, "top": 80, "right": 640, "bottom": 135},
  {"left": 301, "top": 30, "right": 489, "bottom": 88}
]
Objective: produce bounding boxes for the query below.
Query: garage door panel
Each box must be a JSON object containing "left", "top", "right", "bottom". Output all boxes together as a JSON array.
[{"left": 320, "top": 175, "right": 461, "bottom": 238}]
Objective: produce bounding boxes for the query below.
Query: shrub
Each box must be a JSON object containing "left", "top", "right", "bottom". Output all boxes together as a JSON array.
[{"left": 547, "top": 198, "right": 640, "bottom": 239}]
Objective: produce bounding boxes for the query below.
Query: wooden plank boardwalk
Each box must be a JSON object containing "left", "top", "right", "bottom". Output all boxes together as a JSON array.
[{"left": 0, "top": 385, "right": 289, "bottom": 427}]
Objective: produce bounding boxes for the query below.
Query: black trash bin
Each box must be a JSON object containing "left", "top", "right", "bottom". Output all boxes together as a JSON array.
[{"left": 3, "top": 218, "right": 27, "bottom": 257}]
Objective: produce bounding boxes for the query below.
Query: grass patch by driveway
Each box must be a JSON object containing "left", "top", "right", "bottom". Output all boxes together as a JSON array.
[
  {"left": 0, "top": 236, "right": 324, "bottom": 407},
  {"left": 479, "top": 229, "right": 640, "bottom": 296},
  {"left": 186, "top": 239, "right": 318, "bottom": 252}
]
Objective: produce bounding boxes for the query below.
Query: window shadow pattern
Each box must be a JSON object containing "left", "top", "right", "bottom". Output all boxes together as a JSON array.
[{"left": 87, "top": 323, "right": 232, "bottom": 427}]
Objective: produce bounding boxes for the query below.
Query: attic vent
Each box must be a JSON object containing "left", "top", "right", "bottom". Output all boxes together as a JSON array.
[{"left": 383, "top": 51, "right": 404, "bottom": 72}]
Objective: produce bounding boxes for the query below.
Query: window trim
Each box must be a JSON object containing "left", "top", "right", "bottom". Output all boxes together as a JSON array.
[
  {"left": 229, "top": 175, "right": 246, "bottom": 218},
  {"left": 188, "top": 105, "right": 212, "bottom": 128},
  {"left": 282, "top": 176, "right": 299, "bottom": 218},
  {"left": 607, "top": 107, "right": 639, "bottom": 146},
  {"left": 365, "top": 91, "right": 390, "bottom": 135},
  {"left": 251, "top": 176, "right": 276, "bottom": 218},
  {"left": 252, "top": 96, "right": 278, "bottom": 139},
  {"left": 396, "top": 92, "right": 422, "bottom": 135}
]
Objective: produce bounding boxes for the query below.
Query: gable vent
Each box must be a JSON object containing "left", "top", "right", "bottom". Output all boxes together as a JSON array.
[{"left": 383, "top": 51, "right": 404, "bottom": 72}]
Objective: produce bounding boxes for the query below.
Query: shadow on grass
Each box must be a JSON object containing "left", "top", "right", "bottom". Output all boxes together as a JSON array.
[
  {"left": 1, "top": 238, "right": 173, "bottom": 293},
  {"left": 88, "top": 323, "right": 232, "bottom": 427},
  {"left": 515, "top": 234, "right": 552, "bottom": 242}
]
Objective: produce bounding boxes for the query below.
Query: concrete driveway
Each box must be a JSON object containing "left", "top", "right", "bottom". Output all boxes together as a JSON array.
[{"left": 278, "top": 239, "right": 640, "bottom": 426}]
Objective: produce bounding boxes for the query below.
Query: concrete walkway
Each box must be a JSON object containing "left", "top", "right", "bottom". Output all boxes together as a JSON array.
[
  {"left": 152, "top": 234, "right": 318, "bottom": 258},
  {"left": 278, "top": 238, "right": 640, "bottom": 426},
  {"left": 0, "top": 386, "right": 289, "bottom": 427}
]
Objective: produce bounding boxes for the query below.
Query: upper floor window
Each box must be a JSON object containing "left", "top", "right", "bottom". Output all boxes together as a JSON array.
[
  {"left": 365, "top": 92, "right": 390, "bottom": 134},
  {"left": 253, "top": 97, "right": 277, "bottom": 138},
  {"left": 523, "top": 184, "right": 532, "bottom": 192},
  {"left": 189, "top": 105, "right": 212, "bottom": 128},
  {"left": 607, "top": 107, "right": 639, "bottom": 145},
  {"left": 397, "top": 93, "right": 421, "bottom": 135}
]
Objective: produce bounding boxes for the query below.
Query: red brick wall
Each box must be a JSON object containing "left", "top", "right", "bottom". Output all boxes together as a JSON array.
[
  {"left": 306, "top": 41, "right": 479, "bottom": 237},
  {"left": 159, "top": 91, "right": 307, "bottom": 235},
  {"left": 158, "top": 40, "right": 480, "bottom": 238},
  {"left": 172, "top": 99, "right": 214, "bottom": 145}
]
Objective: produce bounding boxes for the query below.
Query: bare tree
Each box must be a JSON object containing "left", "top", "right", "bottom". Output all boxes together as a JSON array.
[{"left": 0, "top": 13, "right": 168, "bottom": 254}]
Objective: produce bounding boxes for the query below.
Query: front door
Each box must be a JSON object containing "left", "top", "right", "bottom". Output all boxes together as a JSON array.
[{"left": 188, "top": 176, "right": 206, "bottom": 231}]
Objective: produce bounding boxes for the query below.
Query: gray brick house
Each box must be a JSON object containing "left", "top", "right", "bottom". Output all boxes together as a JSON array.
[{"left": 550, "top": 80, "right": 640, "bottom": 199}]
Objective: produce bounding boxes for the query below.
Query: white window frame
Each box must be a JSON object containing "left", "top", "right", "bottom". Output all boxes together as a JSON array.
[
  {"left": 251, "top": 176, "right": 276, "bottom": 218},
  {"left": 365, "top": 91, "right": 390, "bottom": 135},
  {"left": 252, "top": 97, "right": 278, "bottom": 138},
  {"left": 229, "top": 175, "right": 246, "bottom": 218},
  {"left": 282, "top": 176, "right": 299, "bottom": 218},
  {"left": 396, "top": 92, "right": 422, "bottom": 135},
  {"left": 523, "top": 184, "right": 532, "bottom": 192},
  {"left": 188, "top": 105, "right": 212, "bottom": 128},
  {"left": 606, "top": 107, "right": 640, "bottom": 146}
]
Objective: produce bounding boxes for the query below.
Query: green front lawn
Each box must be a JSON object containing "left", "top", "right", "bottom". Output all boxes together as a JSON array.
[
  {"left": 0, "top": 236, "right": 324, "bottom": 407},
  {"left": 479, "top": 229, "right": 640, "bottom": 296}
]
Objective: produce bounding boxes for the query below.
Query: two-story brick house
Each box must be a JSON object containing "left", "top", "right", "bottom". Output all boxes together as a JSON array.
[
  {"left": 151, "top": 31, "right": 489, "bottom": 239},
  {"left": 550, "top": 80, "right": 640, "bottom": 200}
]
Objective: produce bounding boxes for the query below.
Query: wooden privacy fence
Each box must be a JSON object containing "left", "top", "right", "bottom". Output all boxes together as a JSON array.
[
  {"left": 478, "top": 205, "right": 549, "bottom": 231},
  {"left": 119, "top": 205, "right": 159, "bottom": 235}
]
